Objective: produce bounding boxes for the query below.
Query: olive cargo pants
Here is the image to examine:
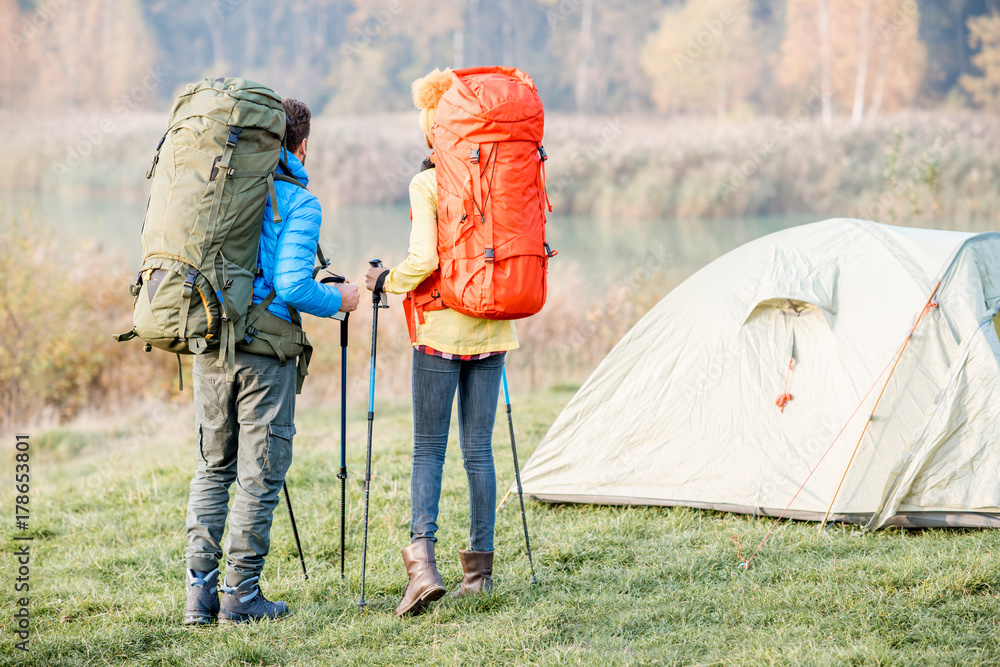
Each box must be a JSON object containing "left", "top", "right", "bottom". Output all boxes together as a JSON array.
[{"left": 185, "top": 349, "right": 296, "bottom": 584}]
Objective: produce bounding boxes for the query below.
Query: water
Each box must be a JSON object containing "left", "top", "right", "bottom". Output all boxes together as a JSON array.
[{"left": 0, "top": 191, "right": 813, "bottom": 290}]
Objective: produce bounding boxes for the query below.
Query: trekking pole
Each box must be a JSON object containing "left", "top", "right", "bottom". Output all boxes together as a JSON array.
[
  {"left": 339, "top": 311, "right": 349, "bottom": 580},
  {"left": 359, "top": 259, "right": 389, "bottom": 609},
  {"left": 320, "top": 272, "right": 351, "bottom": 581},
  {"left": 501, "top": 363, "right": 538, "bottom": 585},
  {"left": 282, "top": 484, "right": 308, "bottom": 580}
]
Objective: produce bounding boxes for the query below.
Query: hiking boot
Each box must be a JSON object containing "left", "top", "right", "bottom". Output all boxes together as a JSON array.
[
  {"left": 218, "top": 576, "right": 289, "bottom": 624},
  {"left": 395, "top": 540, "right": 447, "bottom": 617},
  {"left": 184, "top": 568, "right": 220, "bottom": 625},
  {"left": 454, "top": 550, "right": 494, "bottom": 597}
]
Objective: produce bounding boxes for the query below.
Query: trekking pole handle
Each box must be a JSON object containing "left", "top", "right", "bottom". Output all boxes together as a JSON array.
[
  {"left": 321, "top": 273, "right": 351, "bottom": 329},
  {"left": 369, "top": 259, "right": 389, "bottom": 308}
]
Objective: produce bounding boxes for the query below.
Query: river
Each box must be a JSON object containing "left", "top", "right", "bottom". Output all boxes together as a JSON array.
[{"left": 0, "top": 191, "right": 813, "bottom": 294}]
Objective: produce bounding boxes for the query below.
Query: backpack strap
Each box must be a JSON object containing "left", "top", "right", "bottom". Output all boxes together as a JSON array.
[
  {"left": 214, "top": 253, "right": 238, "bottom": 382},
  {"left": 274, "top": 173, "right": 306, "bottom": 188},
  {"left": 201, "top": 126, "right": 243, "bottom": 259},
  {"left": 314, "top": 243, "right": 330, "bottom": 278},
  {"left": 177, "top": 267, "right": 199, "bottom": 349},
  {"left": 296, "top": 340, "right": 312, "bottom": 394},
  {"left": 471, "top": 144, "right": 497, "bottom": 313},
  {"left": 267, "top": 173, "right": 282, "bottom": 225},
  {"left": 275, "top": 158, "right": 307, "bottom": 190}
]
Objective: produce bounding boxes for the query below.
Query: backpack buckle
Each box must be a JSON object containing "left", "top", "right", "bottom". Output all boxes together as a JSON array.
[
  {"left": 485, "top": 248, "right": 495, "bottom": 263},
  {"left": 182, "top": 268, "right": 198, "bottom": 296},
  {"left": 470, "top": 148, "right": 480, "bottom": 164},
  {"left": 538, "top": 146, "right": 548, "bottom": 161},
  {"left": 226, "top": 126, "right": 242, "bottom": 148}
]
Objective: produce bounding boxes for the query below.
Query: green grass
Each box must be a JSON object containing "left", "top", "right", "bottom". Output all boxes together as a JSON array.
[{"left": 2, "top": 387, "right": 1000, "bottom": 665}]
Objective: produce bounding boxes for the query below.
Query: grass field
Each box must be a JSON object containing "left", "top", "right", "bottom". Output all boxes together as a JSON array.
[{"left": 2, "top": 387, "right": 1000, "bottom": 666}]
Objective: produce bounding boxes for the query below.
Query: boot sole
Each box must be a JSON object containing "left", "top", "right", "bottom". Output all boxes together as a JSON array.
[
  {"left": 183, "top": 613, "right": 216, "bottom": 626},
  {"left": 396, "top": 585, "right": 446, "bottom": 617},
  {"left": 218, "top": 611, "right": 290, "bottom": 625},
  {"left": 219, "top": 609, "right": 292, "bottom": 625}
]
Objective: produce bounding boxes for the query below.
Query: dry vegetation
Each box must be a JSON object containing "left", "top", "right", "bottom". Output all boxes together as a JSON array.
[
  {"left": 3, "top": 108, "right": 997, "bottom": 429},
  {"left": 0, "top": 217, "right": 678, "bottom": 432},
  {"left": 7, "top": 109, "right": 999, "bottom": 225}
]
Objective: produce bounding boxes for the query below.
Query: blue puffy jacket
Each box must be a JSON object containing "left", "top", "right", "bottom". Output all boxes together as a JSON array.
[{"left": 252, "top": 148, "right": 342, "bottom": 321}]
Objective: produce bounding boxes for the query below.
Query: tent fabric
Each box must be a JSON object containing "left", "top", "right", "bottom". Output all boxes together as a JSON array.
[{"left": 520, "top": 219, "right": 1000, "bottom": 529}]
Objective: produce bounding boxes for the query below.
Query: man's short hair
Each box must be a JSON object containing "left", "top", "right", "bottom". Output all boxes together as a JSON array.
[{"left": 282, "top": 98, "right": 311, "bottom": 153}]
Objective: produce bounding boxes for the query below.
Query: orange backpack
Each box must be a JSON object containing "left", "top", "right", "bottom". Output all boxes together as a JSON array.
[{"left": 404, "top": 66, "right": 554, "bottom": 341}]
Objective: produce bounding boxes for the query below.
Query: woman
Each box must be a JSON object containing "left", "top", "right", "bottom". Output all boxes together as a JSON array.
[{"left": 365, "top": 68, "right": 517, "bottom": 617}]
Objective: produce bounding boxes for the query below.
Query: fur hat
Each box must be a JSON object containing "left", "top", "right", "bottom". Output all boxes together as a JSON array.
[{"left": 412, "top": 68, "right": 453, "bottom": 137}]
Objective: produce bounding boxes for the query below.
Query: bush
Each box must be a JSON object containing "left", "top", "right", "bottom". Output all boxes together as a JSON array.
[
  {"left": 0, "top": 220, "right": 673, "bottom": 430},
  {"left": 0, "top": 220, "right": 178, "bottom": 431}
]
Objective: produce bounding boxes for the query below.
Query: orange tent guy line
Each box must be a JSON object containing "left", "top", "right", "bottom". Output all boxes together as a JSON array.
[
  {"left": 818, "top": 285, "right": 941, "bottom": 531},
  {"left": 732, "top": 282, "right": 941, "bottom": 569}
]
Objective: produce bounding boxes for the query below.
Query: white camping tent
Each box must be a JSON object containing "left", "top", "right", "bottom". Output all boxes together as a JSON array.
[{"left": 521, "top": 219, "right": 1000, "bottom": 529}]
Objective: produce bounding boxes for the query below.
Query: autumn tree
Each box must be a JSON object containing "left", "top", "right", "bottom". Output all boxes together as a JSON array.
[
  {"left": 961, "top": 11, "right": 1000, "bottom": 109},
  {"left": 5, "top": 0, "right": 154, "bottom": 111},
  {"left": 542, "top": 0, "right": 668, "bottom": 113},
  {"left": 325, "top": 0, "right": 464, "bottom": 113},
  {"left": 778, "top": 0, "right": 927, "bottom": 125},
  {"left": 641, "top": 0, "right": 760, "bottom": 118}
]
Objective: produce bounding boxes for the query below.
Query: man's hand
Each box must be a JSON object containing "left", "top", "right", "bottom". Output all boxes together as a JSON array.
[
  {"left": 365, "top": 266, "right": 389, "bottom": 292},
  {"left": 335, "top": 281, "right": 360, "bottom": 312}
]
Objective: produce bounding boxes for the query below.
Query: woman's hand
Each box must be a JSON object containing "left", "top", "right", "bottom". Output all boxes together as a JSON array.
[{"left": 365, "top": 266, "right": 389, "bottom": 292}]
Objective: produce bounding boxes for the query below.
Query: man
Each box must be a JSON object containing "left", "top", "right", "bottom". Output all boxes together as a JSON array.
[{"left": 183, "top": 98, "right": 359, "bottom": 625}]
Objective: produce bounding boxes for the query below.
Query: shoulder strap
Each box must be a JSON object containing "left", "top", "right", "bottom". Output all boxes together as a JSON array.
[
  {"left": 274, "top": 172, "right": 307, "bottom": 189},
  {"left": 275, "top": 158, "right": 308, "bottom": 190}
]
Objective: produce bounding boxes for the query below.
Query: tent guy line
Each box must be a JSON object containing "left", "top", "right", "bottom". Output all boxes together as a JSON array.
[
  {"left": 520, "top": 219, "right": 1000, "bottom": 534},
  {"left": 867, "top": 315, "right": 997, "bottom": 530},
  {"left": 734, "top": 322, "right": 905, "bottom": 569},
  {"left": 819, "top": 282, "right": 942, "bottom": 531}
]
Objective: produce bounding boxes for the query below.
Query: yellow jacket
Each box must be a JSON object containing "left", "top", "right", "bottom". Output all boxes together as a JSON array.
[{"left": 383, "top": 168, "right": 518, "bottom": 355}]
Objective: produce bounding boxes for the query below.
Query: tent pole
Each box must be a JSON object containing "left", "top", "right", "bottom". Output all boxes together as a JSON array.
[{"left": 819, "top": 283, "right": 941, "bottom": 531}]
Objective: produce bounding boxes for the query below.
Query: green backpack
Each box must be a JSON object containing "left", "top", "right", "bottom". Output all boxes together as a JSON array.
[{"left": 116, "top": 77, "right": 290, "bottom": 385}]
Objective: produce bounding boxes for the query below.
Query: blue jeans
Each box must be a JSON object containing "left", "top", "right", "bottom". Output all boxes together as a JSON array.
[{"left": 410, "top": 350, "right": 505, "bottom": 552}]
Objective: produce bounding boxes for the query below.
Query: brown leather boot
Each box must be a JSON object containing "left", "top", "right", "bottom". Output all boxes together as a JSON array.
[
  {"left": 394, "top": 540, "right": 446, "bottom": 617},
  {"left": 454, "top": 549, "right": 494, "bottom": 597}
]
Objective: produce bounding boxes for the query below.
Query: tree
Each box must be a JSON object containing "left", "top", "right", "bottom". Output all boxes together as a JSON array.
[
  {"left": 5, "top": 0, "right": 154, "bottom": 111},
  {"left": 641, "top": 0, "right": 760, "bottom": 118},
  {"left": 779, "top": 0, "right": 927, "bottom": 123},
  {"left": 961, "top": 11, "right": 1000, "bottom": 109}
]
